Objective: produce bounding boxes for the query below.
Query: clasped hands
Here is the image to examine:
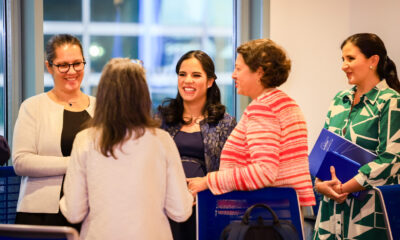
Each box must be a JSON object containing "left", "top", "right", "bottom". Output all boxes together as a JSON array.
[
  {"left": 185, "top": 176, "right": 209, "bottom": 205},
  {"left": 315, "top": 166, "right": 348, "bottom": 203}
]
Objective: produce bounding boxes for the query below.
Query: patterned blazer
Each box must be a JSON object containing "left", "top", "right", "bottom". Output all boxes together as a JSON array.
[{"left": 161, "top": 113, "right": 236, "bottom": 173}]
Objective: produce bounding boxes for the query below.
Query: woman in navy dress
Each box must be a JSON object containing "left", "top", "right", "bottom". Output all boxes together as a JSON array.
[{"left": 157, "top": 50, "right": 236, "bottom": 240}]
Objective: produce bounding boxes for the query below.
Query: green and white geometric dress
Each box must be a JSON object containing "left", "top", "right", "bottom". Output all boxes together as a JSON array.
[{"left": 313, "top": 80, "right": 400, "bottom": 240}]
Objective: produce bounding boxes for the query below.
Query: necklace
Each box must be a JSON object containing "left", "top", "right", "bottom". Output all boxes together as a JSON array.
[
  {"left": 51, "top": 90, "right": 82, "bottom": 108},
  {"left": 67, "top": 100, "right": 77, "bottom": 107},
  {"left": 183, "top": 115, "right": 204, "bottom": 126}
]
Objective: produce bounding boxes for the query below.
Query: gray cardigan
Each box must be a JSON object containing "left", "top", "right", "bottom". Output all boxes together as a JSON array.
[{"left": 12, "top": 93, "right": 95, "bottom": 213}]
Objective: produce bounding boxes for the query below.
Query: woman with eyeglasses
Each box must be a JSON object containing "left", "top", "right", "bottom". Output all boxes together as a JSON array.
[{"left": 12, "top": 34, "right": 94, "bottom": 230}]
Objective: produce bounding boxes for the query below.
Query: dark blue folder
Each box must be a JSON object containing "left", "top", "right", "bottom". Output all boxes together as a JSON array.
[
  {"left": 309, "top": 128, "right": 376, "bottom": 178},
  {"left": 316, "top": 151, "right": 361, "bottom": 182}
]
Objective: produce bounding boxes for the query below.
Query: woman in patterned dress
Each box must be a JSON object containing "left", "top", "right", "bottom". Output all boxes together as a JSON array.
[
  {"left": 313, "top": 33, "right": 400, "bottom": 239},
  {"left": 187, "top": 39, "right": 316, "bottom": 208}
]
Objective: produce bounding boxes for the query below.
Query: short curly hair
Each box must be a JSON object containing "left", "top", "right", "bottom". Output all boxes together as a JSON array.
[{"left": 237, "top": 39, "right": 291, "bottom": 88}]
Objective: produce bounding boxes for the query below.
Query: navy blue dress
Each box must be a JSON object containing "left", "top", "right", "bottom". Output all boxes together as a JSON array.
[
  {"left": 169, "top": 131, "right": 204, "bottom": 240},
  {"left": 175, "top": 131, "right": 205, "bottom": 178}
]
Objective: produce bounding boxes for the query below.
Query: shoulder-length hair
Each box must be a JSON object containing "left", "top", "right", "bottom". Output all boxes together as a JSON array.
[
  {"left": 157, "top": 50, "right": 225, "bottom": 125},
  {"left": 91, "top": 58, "right": 159, "bottom": 158},
  {"left": 237, "top": 39, "right": 291, "bottom": 88}
]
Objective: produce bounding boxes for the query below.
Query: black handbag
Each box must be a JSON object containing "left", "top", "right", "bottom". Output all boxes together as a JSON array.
[{"left": 220, "top": 203, "right": 300, "bottom": 240}]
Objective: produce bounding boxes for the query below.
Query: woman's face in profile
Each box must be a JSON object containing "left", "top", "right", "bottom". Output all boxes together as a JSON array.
[
  {"left": 46, "top": 44, "right": 85, "bottom": 93},
  {"left": 232, "top": 54, "right": 262, "bottom": 99},
  {"left": 341, "top": 42, "right": 374, "bottom": 86},
  {"left": 178, "top": 58, "right": 214, "bottom": 105}
]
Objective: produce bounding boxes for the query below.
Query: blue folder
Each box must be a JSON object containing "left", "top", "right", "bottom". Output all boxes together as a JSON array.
[
  {"left": 309, "top": 128, "right": 376, "bottom": 178},
  {"left": 316, "top": 151, "right": 360, "bottom": 182}
]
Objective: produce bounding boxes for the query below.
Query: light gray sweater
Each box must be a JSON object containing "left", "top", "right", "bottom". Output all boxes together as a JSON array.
[{"left": 12, "top": 92, "right": 95, "bottom": 213}]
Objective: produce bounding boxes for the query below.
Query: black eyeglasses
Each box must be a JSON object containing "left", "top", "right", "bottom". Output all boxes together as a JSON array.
[{"left": 50, "top": 61, "right": 86, "bottom": 73}]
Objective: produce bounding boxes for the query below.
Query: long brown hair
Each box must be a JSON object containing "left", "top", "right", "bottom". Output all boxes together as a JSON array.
[{"left": 91, "top": 58, "right": 159, "bottom": 158}]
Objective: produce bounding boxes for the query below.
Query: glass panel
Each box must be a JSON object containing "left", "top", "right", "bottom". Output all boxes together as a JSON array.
[
  {"left": 157, "top": 0, "right": 233, "bottom": 27},
  {"left": 209, "top": 37, "right": 234, "bottom": 113},
  {"left": 90, "top": 36, "right": 139, "bottom": 72},
  {"left": 0, "top": 1, "right": 4, "bottom": 135},
  {"left": 146, "top": 36, "right": 202, "bottom": 109},
  {"left": 91, "top": 0, "right": 139, "bottom": 22},
  {"left": 43, "top": 0, "right": 82, "bottom": 21},
  {"left": 157, "top": 0, "right": 205, "bottom": 26}
]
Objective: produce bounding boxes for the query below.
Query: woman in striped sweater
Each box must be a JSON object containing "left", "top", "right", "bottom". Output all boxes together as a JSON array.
[{"left": 188, "top": 39, "right": 316, "bottom": 208}]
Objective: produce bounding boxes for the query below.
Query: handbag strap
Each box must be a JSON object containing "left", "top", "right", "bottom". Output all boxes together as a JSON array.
[{"left": 242, "top": 203, "right": 280, "bottom": 225}]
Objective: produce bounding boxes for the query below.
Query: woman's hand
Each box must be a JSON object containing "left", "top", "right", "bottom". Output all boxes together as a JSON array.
[
  {"left": 187, "top": 177, "right": 208, "bottom": 196},
  {"left": 315, "top": 166, "right": 348, "bottom": 203}
]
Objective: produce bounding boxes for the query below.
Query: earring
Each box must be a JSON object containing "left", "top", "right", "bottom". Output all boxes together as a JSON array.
[{"left": 369, "top": 66, "right": 373, "bottom": 69}]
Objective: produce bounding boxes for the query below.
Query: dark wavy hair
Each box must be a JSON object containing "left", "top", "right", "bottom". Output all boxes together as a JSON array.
[
  {"left": 237, "top": 39, "right": 291, "bottom": 88},
  {"left": 45, "top": 34, "right": 85, "bottom": 64},
  {"left": 90, "top": 58, "right": 159, "bottom": 159},
  {"left": 341, "top": 33, "right": 400, "bottom": 93},
  {"left": 157, "top": 50, "right": 225, "bottom": 125}
]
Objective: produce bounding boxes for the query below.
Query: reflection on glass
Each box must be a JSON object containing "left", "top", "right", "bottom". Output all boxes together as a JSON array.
[{"left": 43, "top": 0, "right": 234, "bottom": 115}]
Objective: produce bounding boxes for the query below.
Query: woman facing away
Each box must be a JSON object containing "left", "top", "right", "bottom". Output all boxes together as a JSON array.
[
  {"left": 313, "top": 33, "right": 400, "bottom": 239},
  {"left": 157, "top": 50, "right": 236, "bottom": 240},
  {"left": 188, "top": 39, "right": 316, "bottom": 207},
  {"left": 60, "top": 58, "right": 193, "bottom": 240},
  {"left": 12, "top": 34, "right": 94, "bottom": 230}
]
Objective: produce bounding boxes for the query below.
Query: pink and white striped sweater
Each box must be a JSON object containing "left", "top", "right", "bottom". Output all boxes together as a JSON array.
[{"left": 207, "top": 89, "right": 316, "bottom": 206}]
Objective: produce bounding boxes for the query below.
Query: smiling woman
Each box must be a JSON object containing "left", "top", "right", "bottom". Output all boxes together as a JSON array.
[
  {"left": 157, "top": 50, "right": 236, "bottom": 240},
  {"left": 313, "top": 33, "right": 400, "bottom": 240},
  {"left": 12, "top": 34, "right": 95, "bottom": 231}
]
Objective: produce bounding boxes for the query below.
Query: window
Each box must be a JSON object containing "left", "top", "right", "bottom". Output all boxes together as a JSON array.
[{"left": 43, "top": 0, "right": 235, "bottom": 114}]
